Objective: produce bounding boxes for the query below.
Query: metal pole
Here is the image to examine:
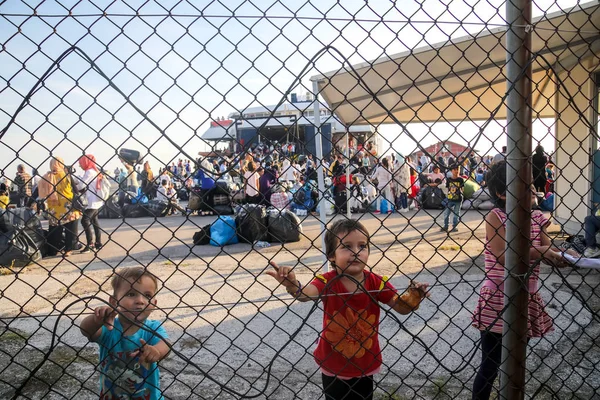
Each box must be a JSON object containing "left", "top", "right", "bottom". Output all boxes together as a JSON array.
[
  {"left": 346, "top": 128, "right": 351, "bottom": 219},
  {"left": 312, "top": 80, "right": 329, "bottom": 271},
  {"left": 501, "top": 0, "right": 532, "bottom": 399}
]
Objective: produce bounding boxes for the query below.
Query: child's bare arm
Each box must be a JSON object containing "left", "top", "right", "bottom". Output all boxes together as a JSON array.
[
  {"left": 388, "top": 282, "right": 429, "bottom": 315},
  {"left": 135, "top": 339, "right": 170, "bottom": 364},
  {"left": 80, "top": 306, "right": 116, "bottom": 341},
  {"left": 266, "top": 261, "right": 320, "bottom": 302}
]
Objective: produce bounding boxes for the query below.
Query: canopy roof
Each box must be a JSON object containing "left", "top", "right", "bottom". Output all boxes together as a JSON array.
[{"left": 311, "top": 2, "right": 600, "bottom": 125}]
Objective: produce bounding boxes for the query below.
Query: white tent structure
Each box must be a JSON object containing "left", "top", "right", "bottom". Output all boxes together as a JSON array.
[{"left": 311, "top": 1, "right": 600, "bottom": 232}]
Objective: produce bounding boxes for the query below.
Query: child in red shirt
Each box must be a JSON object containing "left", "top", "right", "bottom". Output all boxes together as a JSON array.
[{"left": 267, "top": 219, "right": 429, "bottom": 400}]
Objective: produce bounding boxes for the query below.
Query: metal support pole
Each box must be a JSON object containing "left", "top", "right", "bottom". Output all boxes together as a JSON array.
[
  {"left": 501, "top": 0, "right": 532, "bottom": 399},
  {"left": 312, "top": 80, "right": 329, "bottom": 271},
  {"left": 346, "top": 129, "right": 351, "bottom": 219}
]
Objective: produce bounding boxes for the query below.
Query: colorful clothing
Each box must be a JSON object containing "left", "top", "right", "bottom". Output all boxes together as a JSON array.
[
  {"left": 310, "top": 270, "right": 396, "bottom": 378},
  {"left": 0, "top": 194, "right": 8, "bottom": 209},
  {"left": 446, "top": 177, "right": 464, "bottom": 202},
  {"left": 97, "top": 318, "right": 168, "bottom": 400},
  {"left": 39, "top": 170, "right": 81, "bottom": 226},
  {"left": 472, "top": 208, "right": 553, "bottom": 337}
]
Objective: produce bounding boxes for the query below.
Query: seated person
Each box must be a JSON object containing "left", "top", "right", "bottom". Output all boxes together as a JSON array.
[
  {"left": 475, "top": 168, "right": 486, "bottom": 185},
  {"left": 166, "top": 183, "right": 185, "bottom": 215},
  {"left": 156, "top": 179, "right": 169, "bottom": 203},
  {"left": 424, "top": 165, "right": 445, "bottom": 187},
  {"left": 583, "top": 203, "right": 600, "bottom": 258}
]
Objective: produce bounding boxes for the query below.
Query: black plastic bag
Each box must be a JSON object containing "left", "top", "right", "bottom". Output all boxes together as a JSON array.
[
  {"left": 1, "top": 207, "right": 39, "bottom": 232},
  {"left": 0, "top": 230, "right": 42, "bottom": 268},
  {"left": 99, "top": 198, "right": 123, "bottom": 219},
  {"left": 193, "top": 224, "right": 211, "bottom": 245},
  {"left": 143, "top": 200, "right": 170, "bottom": 217},
  {"left": 122, "top": 203, "right": 150, "bottom": 218},
  {"left": 268, "top": 209, "right": 302, "bottom": 243},
  {"left": 235, "top": 204, "right": 268, "bottom": 243},
  {"left": 212, "top": 204, "right": 234, "bottom": 215}
]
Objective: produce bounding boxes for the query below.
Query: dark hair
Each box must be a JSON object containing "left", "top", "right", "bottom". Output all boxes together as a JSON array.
[
  {"left": 324, "top": 219, "right": 370, "bottom": 263},
  {"left": 486, "top": 160, "right": 507, "bottom": 208},
  {"left": 535, "top": 145, "right": 544, "bottom": 155},
  {"left": 162, "top": 179, "right": 167, "bottom": 186},
  {"left": 247, "top": 162, "right": 255, "bottom": 172},
  {"left": 382, "top": 158, "right": 389, "bottom": 169}
]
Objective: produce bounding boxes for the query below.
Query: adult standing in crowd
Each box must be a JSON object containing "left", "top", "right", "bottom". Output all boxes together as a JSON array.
[
  {"left": 159, "top": 168, "right": 172, "bottom": 188},
  {"left": 38, "top": 157, "right": 82, "bottom": 257},
  {"left": 14, "top": 164, "right": 32, "bottom": 207},
  {"left": 280, "top": 158, "right": 295, "bottom": 183},
  {"left": 371, "top": 157, "right": 394, "bottom": 214},
  {"left": 420, "top": 153, "right": 430, "bottom": 173},
  {"left": 393, "top": 155, "right": 411, "bottom": 213},
  {"left": 78, "top": 154, "right": 104, "bottom": 253},
  {"left": 140, "top": 161, "right": 155, "bottom": 198},
  {"left": 244, "top": 161, "right": 260, "bottom": 204},
  {"left": 259, "top": 163, "right": 277, "bottom": 206},
  {"left": 118, "top": 160, "right": 139, "bottom": 208},
  {"left": 31, "top": 168, "right": 41, "bottom": 192},
  {"left": 532, "top": 145, "right": 548, "bottom": 193},
  {"left": 492, "top": 146, "right": 506, "bottom": 165}
]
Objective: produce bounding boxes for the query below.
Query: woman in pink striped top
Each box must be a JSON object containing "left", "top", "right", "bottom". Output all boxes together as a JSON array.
[{"left": 471, "top": 161, "right": 572, "bottom": 400}]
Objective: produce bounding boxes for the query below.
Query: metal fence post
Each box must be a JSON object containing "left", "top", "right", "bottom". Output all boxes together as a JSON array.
[
  {"left": 501, "top": 0, "right": 532, "bottom": 398},
  {"left": 312, "top": 80, "right": 329, "bottom": 271}
]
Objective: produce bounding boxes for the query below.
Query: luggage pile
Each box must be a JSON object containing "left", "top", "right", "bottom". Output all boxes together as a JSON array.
[
  {"left": 99, "top": 189, "right": 170, "bottom": 219},
  {"left": 187, "top": 179, "right": 235, "bottom": 216},
  {"left": 192, "top": 204, "right": 303, "bottom": 247}
]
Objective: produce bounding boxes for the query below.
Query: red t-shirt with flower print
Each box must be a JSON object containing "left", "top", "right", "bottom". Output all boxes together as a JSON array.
[{"left": 310, "top": 270, "right": 397, "bottom": 378}]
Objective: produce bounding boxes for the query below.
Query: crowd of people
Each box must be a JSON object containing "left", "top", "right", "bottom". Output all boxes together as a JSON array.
[{"left": 0, "top": 141, "right": 560, "bottom": 258}]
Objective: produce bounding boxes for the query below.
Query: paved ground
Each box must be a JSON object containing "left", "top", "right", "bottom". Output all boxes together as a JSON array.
[{"left": 1, "top": 209, "right": 599, "bottom": 399}]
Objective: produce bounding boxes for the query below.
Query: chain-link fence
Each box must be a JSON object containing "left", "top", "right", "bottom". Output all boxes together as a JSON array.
[{"left": 1, "top": 1, "right": 600, "bottom": 399}]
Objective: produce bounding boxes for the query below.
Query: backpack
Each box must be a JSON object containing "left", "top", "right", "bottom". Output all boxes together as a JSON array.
[
  {"left": 293, "top": 188, "right": 306, "bottom": 205},
  {"left": 421, "top": 186, "right": 445, "bottom": 209}
]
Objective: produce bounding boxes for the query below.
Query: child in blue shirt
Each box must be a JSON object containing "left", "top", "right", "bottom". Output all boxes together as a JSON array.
[{"left": 80, "top": 267, "right": 169, "bottom": 400}]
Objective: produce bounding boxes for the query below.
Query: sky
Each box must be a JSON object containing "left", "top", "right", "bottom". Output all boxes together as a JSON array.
[{"left": 0, "top": 0, "right": 582, "bottom": 176}]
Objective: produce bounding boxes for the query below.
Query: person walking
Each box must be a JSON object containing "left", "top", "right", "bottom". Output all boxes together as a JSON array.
[{"left": 77, "top": 155, "right": 105, "bottom": 253}]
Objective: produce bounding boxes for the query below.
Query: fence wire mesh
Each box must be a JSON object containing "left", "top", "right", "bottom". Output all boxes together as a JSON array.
[{"left": 1, "top": 1, "right": 600, "bottom": 399}]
